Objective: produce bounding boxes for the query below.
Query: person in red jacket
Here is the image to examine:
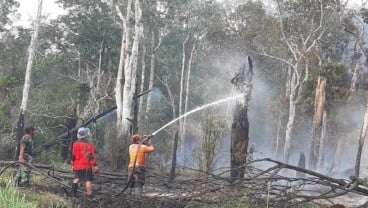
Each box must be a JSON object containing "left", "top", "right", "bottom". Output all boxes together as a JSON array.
[{"left": 71, "top": 127, "right": 99, "bottom": 197}]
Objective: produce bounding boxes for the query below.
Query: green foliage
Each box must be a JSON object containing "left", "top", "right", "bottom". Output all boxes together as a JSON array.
[
  {"left": 197, "top": 110, "right": 225, "bottom": 173},
  {"left": 300, "top": 61, "right": 350, "bottom": 115}
]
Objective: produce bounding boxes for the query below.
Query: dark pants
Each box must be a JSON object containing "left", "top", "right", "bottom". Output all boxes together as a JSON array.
[
  {"left": 128, "top": 167, "right": 146, "bottom": 188},
  {"left": 73, "top": 169, "right": 94, "bottom": 181}
]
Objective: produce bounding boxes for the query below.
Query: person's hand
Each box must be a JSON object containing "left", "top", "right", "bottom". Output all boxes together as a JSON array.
[
  {"left": 143, "top": 134, "right": 153, "bottom": 139},
  {"left": 93, "top": 166, "right": 99, "bottom": 173},
  {"left": 18, "top": 157, "right": 25, "bottom": 164}
]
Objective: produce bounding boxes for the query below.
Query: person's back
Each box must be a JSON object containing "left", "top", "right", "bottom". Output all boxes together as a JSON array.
[
  {"left": 72, "top": 140, "right": 96, "bottom": 171},
  {"left": 128, "top": 134, "right": 154, "bottom": 195},
  {"left": 128, "top": 142, "right": 154, "bottom": 169},
  {"left": 71, "top": 127, "right": 99, "bottom": 197}
]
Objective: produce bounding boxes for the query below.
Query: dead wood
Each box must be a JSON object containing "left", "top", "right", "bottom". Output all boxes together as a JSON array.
[{"left": 1, "top": 159, "right": 368, "bottom": 207}]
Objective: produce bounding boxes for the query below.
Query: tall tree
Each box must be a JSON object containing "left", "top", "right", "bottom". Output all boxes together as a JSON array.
[
  {"left": 230, "top": 56, "right": 253, "bottom": 179},
  {"left": 16, "top": 0, "right": 43, "bottom": 156}
]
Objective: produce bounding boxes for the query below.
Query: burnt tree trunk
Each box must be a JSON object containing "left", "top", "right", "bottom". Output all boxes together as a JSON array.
[
  {"left": 169, "top": 129, "right": 179, "bottom": 181},
  {"left": 231, "top": 105, "right": 249, "bottom": 179},
  {"left": 230, "top": 56, "right": 253, "bottom": 179},
  {"left": 61, "top": 113, "right": 77, "bottom": 161}
]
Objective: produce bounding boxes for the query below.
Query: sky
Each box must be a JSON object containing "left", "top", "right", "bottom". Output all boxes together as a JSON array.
[
  {"left": 15, "top": 0, "right": 65, "bottom": 27},
  {"left": 15, "top": 0, "right": 364, "bottom": 27}
]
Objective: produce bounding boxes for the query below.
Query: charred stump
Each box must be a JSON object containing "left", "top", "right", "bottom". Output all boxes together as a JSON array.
[{"left": 230, "top": 56, "right": 253, "bottom": 179}]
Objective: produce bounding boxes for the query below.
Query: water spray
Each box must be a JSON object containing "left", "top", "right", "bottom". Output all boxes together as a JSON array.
[
  {"left": 149, "top": 93, "right": 244, "bottom": 138},
  {"left": 114, "top": 93, "right": 244, "bottom": 197}
]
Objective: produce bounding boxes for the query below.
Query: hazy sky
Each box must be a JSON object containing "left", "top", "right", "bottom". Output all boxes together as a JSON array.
[
  {"left": 16, "top": 0, "right": 363, "bottom": 27},
  {"left": 16, "top": 0, "right": 65, "bottom": 26}
]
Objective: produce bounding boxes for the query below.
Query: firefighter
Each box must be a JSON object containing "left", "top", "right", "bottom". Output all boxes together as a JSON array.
[
  {"left": 128, "top": 134, "right": 154, "bottom": 195},
  {"left": 71, "top": 127, "right": 99, "bottom": 197}
]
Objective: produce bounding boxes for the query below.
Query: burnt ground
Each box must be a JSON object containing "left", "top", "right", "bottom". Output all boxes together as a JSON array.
[
  {"left": 25, "top": 170, "right": 269, "bottom": 208},
  {"left": 2, "top": 161, "right": 367, "bottom": 207}
]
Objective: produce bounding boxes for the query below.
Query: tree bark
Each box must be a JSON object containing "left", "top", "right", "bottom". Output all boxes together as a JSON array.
[
  {"left": 158, "top": 75, "right": 177, "bottom": 181},
  {"left": 178, "top": 35, "right": 190, "bottom": 165},
  {"left": 16, "top": 0, "right": 42, "bottom": 158},
  {"left": 230, "top": 56, "right": 253, "bottom": 179},
  {"left": 182, "top": 42, "right": 196, "bottom": 164},
  {"left": 283, "top": 68, "right": 298, "bottom": 164},
  {"left": 318, "top": 110, "right": 327, "bottom": 171},
  {"left": 355, "top": 94, "right": 368, "bottom": 179},
  {"left": 309, "top": 76, "right": 326, "bottom": 170},
  {"left": 138, "top": 39, "right": 146, "bottom": 114},
  {"left": 145, "top": 30, "right": 155, "bottom": 127}
]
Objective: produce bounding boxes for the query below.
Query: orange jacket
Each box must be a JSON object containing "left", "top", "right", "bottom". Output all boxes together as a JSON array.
[{"left": 128, "top": 143, "right": 154, "bottom": 169}]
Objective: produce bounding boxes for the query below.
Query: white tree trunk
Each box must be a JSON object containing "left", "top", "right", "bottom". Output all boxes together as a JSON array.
[
  {"left": 355, "top": 95, "right": 368, "bottom": 178},
  {"left": 121, "top": 0, "right": 143, "bottom": 136},
  {"left": 20, "top": 0, "right": 42, "bottom": 114},
  {"left": 145, "top": 30, "right": 156, "bottom": 119},
  {"left": 178, "top": 36, "right": 189, "bottom": 165},
  {"left": 115, "top": 33, "right": 125, "bottom": 135},
  {"left": 181, "top": 43, "right": 196, "bottom": 163},
  {"left": 283, "top": 68, "right": 298, "bottom": 164},
  {"left": 139, "top": 40, "right": 146, "bottom": 111},
  {"left": 275, "top": 67, "right": 291, "bottom": 159},
  {"left": 16, "top": 0, "right": 42, "bottom": 158},
  {"left": 105, "top": 0, "right": 130, "bottom": 135}
]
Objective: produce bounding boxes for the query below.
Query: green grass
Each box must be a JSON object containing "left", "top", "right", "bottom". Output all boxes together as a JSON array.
[
  {"left": 0, "top": 169, "right": 70, "bottom": 208},
  {"left": 0, "top": 181, "right": 37, "bottom": 208}
]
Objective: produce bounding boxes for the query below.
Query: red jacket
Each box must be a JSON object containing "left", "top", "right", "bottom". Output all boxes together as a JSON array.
[{"left": 71, "top": 141, "right": 97, "bottom": 170}]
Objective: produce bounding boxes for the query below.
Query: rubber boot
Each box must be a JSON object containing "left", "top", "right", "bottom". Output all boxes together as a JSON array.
[{"left": 72, "top": 183, "right": 79, "bottom": 197}]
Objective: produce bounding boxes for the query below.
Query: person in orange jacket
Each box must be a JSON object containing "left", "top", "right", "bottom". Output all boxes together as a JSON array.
[
  {"left": 128, "top": 134, "right": 154, "bottom": 195},
  {"left": 71, "top": 127, "right": 99, "bottom": 197}
]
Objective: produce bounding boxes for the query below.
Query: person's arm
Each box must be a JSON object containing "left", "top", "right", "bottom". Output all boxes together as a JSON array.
[
  {"left": 71, "top": 143, "right": 77, "bottom": 166},
  {"left": 18, "top": 143, "right": 26, "bottom": 163},
  {"left": 144, "top": 139, "right": 154, "bottom": 152},
  {"left": 89, "top": 144, "right": 99, "bottom": 173}
]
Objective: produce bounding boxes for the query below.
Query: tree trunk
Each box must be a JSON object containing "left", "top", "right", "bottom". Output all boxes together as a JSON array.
[
  {"left": 283, "top": 69, "right": 298, "bottom": 164},
  {"left": 331, "top": 135, "right": 344, "bottom": 175},
  {"left": 145, "top": 30, "right": 156, "bottom": 123},
  {"left": 230, "top": 56, "right": 253, "bottom": 179},
  {"left": 158, "top": 75, "right": 177, "bottom": 181},
  {"left": 182, "top": 42, "right": 195, "bottom": 164},
  {"left": 309, "top": 76, "right": 326, "bottom": 170},
  {"left": 178, "top": 36, "right": 190, "bottom": 165},
  {"left": 138, "top": 40, "right": 146, "bottom": 114},
  {"left": 354, "top": 93, "right": 368, "bottom": 179},
  {"left": 231, "top": 104, "right": 249, "bottom": 179},
  {"left": 169, "top": 129, "right": 179, "bottom": 181},
  {"left": 120, "top": 0, "right": 135, "bottom": 137},
  {"left": 16, "top": 0, "right": 42, "bottom": 158},
  {"left": 275, "top": 67, "right": 291, "bottom": 160},
  {"left": 115, "top": 32, "right": 126, "bottom": 137},
  {"left": 61, "top": 113, "right": 77, "bottom": 161},
  {"left": 318, "top": 110, "right": 327, "bottom": 171}
]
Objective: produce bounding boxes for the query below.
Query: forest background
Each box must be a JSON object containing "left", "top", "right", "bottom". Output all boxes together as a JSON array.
[{"left": 1, "top": 0, "right": 368, "bottom": 182}]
